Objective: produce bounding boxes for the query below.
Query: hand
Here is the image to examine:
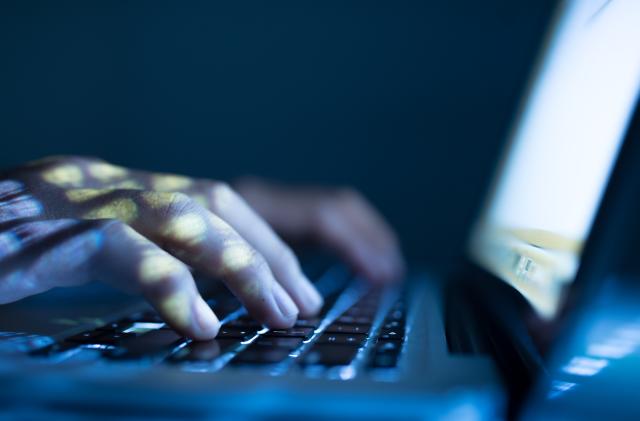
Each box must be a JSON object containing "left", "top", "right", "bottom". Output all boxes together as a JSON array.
[
  {"left": 235, "top": 178, "right": 405, "bottom": 284},
  {"left": 0, "top": 156, "right": 323, "bottom": 340},
  {"left": 0, "top": 156, "right": 404, "bottom": 340}
]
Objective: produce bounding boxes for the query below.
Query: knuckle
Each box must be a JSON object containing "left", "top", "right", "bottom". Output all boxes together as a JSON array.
[
  {"left": 248, "top": 250, "right": 270, "bottom": 275},
  {"left": 149, "top": 269, "right": 190, "bottom": 297},
  {"left": 207, "top": 181, "right": 237, "bottom": 212},
  {"left": 31, "top": 155, "right": 108, "bottom": 186},
  {"left": 59, "top": 155, "right": 105, "bottom": 167},
  {"left": 167, "top": 191, "right": 191, "bottom": 207},
  {"left": 146, "top": 191, "right": 195, "bottom": 219},
  {"left": 23, "top": 156, "right": 108, "bottom": 180},
  {"left": 234, "top": 249, "right": 271, "bottom": 283},
  {"left": 162, "top": 263, "right": 191, "bottom": 287}
]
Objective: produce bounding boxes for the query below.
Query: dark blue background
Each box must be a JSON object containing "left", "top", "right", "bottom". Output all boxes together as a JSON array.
[{"left": 0, "top": 0, "right": 556, "bottom": 270}]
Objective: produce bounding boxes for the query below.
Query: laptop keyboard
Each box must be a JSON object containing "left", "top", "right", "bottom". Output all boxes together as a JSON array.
[{"left": 29, "top": 266, "right": 409, "bottom": 380}]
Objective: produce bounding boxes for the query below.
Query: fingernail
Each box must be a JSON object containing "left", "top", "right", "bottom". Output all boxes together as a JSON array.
[
  {"left": 193, "top": 296, "right": 220, "bottom": 339},
  {"left": 272, "top": 281, "right": 299, "bottom": 323}
]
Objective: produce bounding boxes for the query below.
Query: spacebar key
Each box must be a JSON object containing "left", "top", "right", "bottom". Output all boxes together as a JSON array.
[{"left": 107, "top": 329, "right": 185, "bottom": 360}]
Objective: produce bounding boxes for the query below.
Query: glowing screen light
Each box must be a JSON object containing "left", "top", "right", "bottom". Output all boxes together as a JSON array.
[
  {"left": 470, "top": 0, "right": 640, "bottom": 318},
  {"left": 561, "top": 356, "right": 609, "bottom": 377}
]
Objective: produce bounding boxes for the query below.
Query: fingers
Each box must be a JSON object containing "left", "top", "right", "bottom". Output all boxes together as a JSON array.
[
  {"left": 322, "top": 189, "right": 405, "bottom": 281},
  {"left": 236, "top": 180, "right": 405, "bottom": 284},
  {"left": 93, "top": 221, "right": 220, "bottom": 340},
  {"left": 76, "top": 189, "right": 299, "bottom": 328},
  {"left": 204, "top": 183, "right": 323, "bottom": 317},
  {"left": 313, "top": 200, "right": 397, "bottom": 284},
  {"left": 0, "top": 218, "right": 220, "bottom": 340},
  {"left": 75, "top": 166, "right": 321, "bottom": 317}
]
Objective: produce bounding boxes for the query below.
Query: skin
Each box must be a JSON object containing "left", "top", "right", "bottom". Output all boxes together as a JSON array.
[{"left": 0, "top": 156, "right": 405, "bottom": 340}]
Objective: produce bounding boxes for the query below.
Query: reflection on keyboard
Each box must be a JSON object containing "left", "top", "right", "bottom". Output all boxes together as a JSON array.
[{"left": 30, "top": 266, "right": 408, "bottom": 380}]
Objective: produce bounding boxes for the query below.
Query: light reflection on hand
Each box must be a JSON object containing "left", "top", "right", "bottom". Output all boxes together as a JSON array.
[{"left": 0, "top": 156, "right": 404, "bottom": 340}]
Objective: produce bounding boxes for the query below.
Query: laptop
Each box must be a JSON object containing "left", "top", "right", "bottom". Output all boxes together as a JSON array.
[{"left": 1, "top": 0, "right": 639, "bottom": 418}]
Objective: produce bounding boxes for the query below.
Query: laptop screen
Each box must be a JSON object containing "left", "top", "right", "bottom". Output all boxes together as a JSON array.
[{"left": 469, "top": 0, "right": 640, "bottom": 319}]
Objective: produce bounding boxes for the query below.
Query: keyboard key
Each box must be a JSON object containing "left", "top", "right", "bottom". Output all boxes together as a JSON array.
[
  {"left": 300, "top": 344, "right": 359, "bottom": 367},
  {"left": 216, "top": 327, "right": 259, "bottom": 340},
  {"left": 369, "top": 337, "right": 404, "bottom": 369},
  {"left": 132, "top": 311, "right": 165, "bottom": 323},
  {"left": 361, "top": 292, "right": 381, "bottom": 302},
  {"left": 391, "top": 299, "right": 406, "bottom": 310},
  {"left": 106, "top": 329, "right": 185, "bottom": 360},
  {"left": 91, "top": 332, "right": 133, "bottom": 346},
  {"left": 375, "top": 339, "right": 402, "bottom": 353},
  {"left": 324, "top": 323, "right": 371, "bottom": 334},
  {"left": 386, "top": 308, "right": 405, "bottom": 322},
  {"left": 125, "top": 322, "right": 166, "bottom": 335},
  {"left": 343, "top": 307, "right": 375, "bottom": 317},
  {"left": 169, "top": 339, "right": 239, "bottom": 363},
  {"left": 208, "top": 301, "right": 241, "bottom": 319},
  {"left": 224, "top": 318, "right": 263, "bottom": 329},
  {"left": 315, "top": 333, "right": 367, "bottom": 346},
  {"left": 336, "top": 315, "right": 374, "bottom": 325},
  {"left": 369, "top": 352, "right": 400, "bottom": 369},
  {"left": 231, "top": 347, "right": 292, "bottom": 365},
  {"left": 251, "top": 337, "right": 304, "bottom": 350},
  {"left": 65, "top": 330, "right": 105, "bottom": 344},
  {"left": 96, "top": 320, "right": 133, "bottom": 332},
  {"left": 262, "top": 327, "right": 314, "bottom": 338},
  {"left": 378, "top": 328, "right": 404, "bottom": 341},
  {"left": 382, "top": 320, "right": 405, "bottom": 330},
  {"left": 354, "top": 300, "right": 380, "bottom": 311},
  {"left": 65, "top": 330, "right": 132, "bottom": 347},
  {"left": 294, "top": 317, "right": 321, "bottom": 328}
]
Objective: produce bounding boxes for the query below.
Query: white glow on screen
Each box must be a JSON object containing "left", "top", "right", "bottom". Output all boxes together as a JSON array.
[
  {"left": 471, "top": 0, "right": 640, "bottom": 317},
  {"left": 547, "top": 380, "right": 577, "bottom": 399},
  {"left": 562, "top": 356, "right": 609, "bottom": 377}
]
